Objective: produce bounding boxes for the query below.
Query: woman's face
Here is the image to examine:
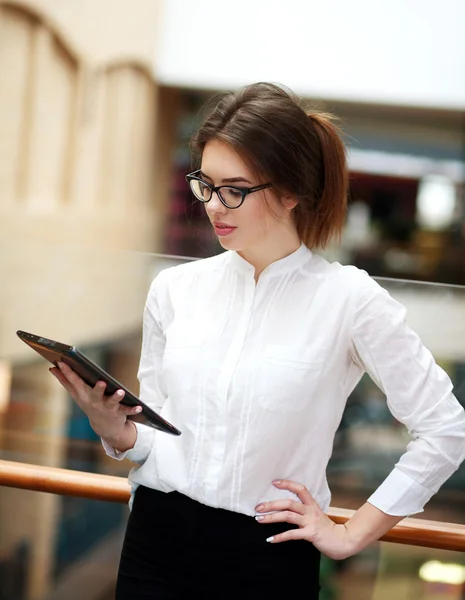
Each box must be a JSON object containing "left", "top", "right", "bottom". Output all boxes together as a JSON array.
[{"left": 200, "top": 139, "right": 297, "bottom": 254}]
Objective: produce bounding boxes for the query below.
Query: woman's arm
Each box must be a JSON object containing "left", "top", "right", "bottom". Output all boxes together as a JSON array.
[
  {"left": 351, "top": 275, "right": 465, "bottom": 516},
  {"left": 101, "top": 419, "right": 138, "bottom": 453},
  {"left": 344, "top": 501, "right": 403, "bottom": 552},
  {"left": 255, "top": 274, "right": 465, "bottom": 558}
]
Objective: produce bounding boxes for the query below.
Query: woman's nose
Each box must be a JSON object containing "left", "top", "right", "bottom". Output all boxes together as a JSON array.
[{"left": 206, "top": 191, "right": 227, "bottom": 215}]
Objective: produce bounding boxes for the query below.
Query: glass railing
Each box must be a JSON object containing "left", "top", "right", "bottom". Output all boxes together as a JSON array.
[{"left": 1, "top": 245, "right": 465, "bottom": 599}]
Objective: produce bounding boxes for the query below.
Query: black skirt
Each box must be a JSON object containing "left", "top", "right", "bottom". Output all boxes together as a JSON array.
[{"left": 116, "top": 485, "right": 321, "bottom": 599}]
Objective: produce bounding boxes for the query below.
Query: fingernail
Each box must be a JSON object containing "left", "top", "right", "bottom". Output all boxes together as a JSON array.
[
  {"left": 116, "top": 390, "right": 124, "bottom": 397},
  {"left": 97, "top": 381, "right": 106, "bottom": 389},
  {"left": 255, "top": 504, "right": 264, "bottom": 511},
  {"left": 266, "top": 536, "right": 274, "bottom": 543},
  {"left": 273, "top": 480, "right": 281, "bottom": 485},
  {"left": 255, "top": 515, "right": 264, "bottom": 522},
  {"left": 134, "top": 406, "right": 142, "bottom": 413}
]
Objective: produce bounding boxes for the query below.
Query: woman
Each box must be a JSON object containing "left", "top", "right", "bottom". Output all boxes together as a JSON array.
[{"left": 51, "top": 82, "right": 465, "bottom": 599}]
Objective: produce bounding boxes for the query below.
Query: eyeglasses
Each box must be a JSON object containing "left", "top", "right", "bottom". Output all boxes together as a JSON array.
[{"left": 185, "top": 170, "right": 273, "bottom": 209}]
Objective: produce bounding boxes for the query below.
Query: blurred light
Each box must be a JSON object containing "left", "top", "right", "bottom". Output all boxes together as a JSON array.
[
  {"left": 416, "top": 174, "right": 457, "bottom": 231},
  {"left": 419, "top": 560, "right": 465, "bottom": 585},
  {"left": 384, "top": 248, "right": 421, "bottom": 273},
  {"left": 348, "top": 149, "right": 465, "bottom": 182},
  {"left": 345, "top": 201, "right": 372, "bottom": 249}
]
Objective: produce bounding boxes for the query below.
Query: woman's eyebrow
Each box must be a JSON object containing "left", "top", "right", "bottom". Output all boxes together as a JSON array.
[
  {"left": 222, "top": 176, "right": 253, "bottom": 185},
  {"left": 200, "top": 171, "right": 252, "bottom": 185}
]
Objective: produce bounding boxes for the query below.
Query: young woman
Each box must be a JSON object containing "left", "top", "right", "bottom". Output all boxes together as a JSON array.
[{"left": 51, "top": 82, "right": 465, "bottom": 599}]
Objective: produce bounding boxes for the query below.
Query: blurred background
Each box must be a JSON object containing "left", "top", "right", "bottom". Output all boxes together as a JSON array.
[{"left": 0, "top": 0, "right": 464, "bottom": 598}]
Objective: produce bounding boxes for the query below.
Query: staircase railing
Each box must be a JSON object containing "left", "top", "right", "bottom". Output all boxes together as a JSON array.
[{"left": 1, "top": 458, "right": 465, "bottom": 552}]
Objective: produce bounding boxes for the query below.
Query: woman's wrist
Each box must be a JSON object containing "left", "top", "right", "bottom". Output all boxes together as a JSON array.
[
  {"left": 344, "top": 502, "right": 404, "bottom": 555},
  {"left": 343, "top": 520, "right": 369, "bottom": 557},
  {"left": 102, "top": 420, "right": 138, "bottom": 453}
]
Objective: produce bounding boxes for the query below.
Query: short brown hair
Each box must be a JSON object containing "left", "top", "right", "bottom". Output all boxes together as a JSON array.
[{"left": 190, "top": 82, "right": 348, "bottom": 249}]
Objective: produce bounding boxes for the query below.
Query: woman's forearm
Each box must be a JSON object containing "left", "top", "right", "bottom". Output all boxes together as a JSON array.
[{"left": 345, "top": 502, "right": 405, "bottom": 554}]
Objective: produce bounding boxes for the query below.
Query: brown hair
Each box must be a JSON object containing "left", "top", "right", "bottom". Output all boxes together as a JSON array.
[{"left": 190, "top": 82, "right": 348, "bottom": 249}]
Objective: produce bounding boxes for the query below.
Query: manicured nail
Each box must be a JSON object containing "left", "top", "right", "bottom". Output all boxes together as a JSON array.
[
  {"left": 116, "top": 390, "right": 124, "bottom": 397},
  {"left": 266, "top": 536, "right": 274, "bottom": 543},
  {"left": 255, "top": 515, "right": 264, "bottom": 521},
  {"left": 134, "top": 406, "right": 142, "bottom": 413}
]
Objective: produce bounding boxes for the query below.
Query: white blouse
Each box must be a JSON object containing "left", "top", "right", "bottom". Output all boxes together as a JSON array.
[{"left": 103, "top": 244, "right": 465, "bottom": 517}]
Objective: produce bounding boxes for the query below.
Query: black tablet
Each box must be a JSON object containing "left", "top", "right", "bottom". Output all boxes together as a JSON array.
[{"left": 16, "top": 330, "right": 181, "bottom": 436}]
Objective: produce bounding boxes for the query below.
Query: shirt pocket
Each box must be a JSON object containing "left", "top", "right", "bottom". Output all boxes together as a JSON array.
[
  {"left": 162, "top": 321, "right": 202, "bottom": 400},
  {"left": 258, "top": 344, "right": 325, "bottom": 412}
]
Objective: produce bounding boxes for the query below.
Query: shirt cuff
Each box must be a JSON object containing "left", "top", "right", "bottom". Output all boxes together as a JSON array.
[
  {"left": 101, "top": 422, "right": 155, "bottom": 464},
  {"left": 367, "top": 467, "right": 435, "bottom": 517}
]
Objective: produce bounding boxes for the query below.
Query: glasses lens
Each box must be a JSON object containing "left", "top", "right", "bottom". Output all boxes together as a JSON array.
[
  {"left": 190, "top": 179, "right": 211, "bottom": 202},
  {"left": 219, "top": 187, "right": 244, "bottom": 208}
]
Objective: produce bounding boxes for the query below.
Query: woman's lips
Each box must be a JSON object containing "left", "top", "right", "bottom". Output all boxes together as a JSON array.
[{"left": 213, "top": 223, "right": 236, "bottom": 237}]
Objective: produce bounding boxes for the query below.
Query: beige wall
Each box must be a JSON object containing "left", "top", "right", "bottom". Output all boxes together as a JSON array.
[
  {"left": 12, "top": 0, "right": 161, "bottom": 65},
  {"left": 0, "top": 0, "right": 179, "bottom": 360}
]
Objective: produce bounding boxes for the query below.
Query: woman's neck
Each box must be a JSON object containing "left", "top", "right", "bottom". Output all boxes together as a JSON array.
[{"left": 237, "top": 235, "right": 302, "bottom": 281}]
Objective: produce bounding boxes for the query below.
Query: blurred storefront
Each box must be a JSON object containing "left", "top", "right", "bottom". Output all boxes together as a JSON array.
[{"left": 163, "top": 90, "right": 465, "bottom": 287}]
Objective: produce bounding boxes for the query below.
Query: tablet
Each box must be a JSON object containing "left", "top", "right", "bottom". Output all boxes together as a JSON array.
[{"left": 16, "top": 330, "right": 181, "bottom": 436}]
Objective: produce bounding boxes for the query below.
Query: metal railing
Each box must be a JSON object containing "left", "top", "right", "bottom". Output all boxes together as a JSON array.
[{"left": 1, "top": 459, "right": 465, "bottom": 552}]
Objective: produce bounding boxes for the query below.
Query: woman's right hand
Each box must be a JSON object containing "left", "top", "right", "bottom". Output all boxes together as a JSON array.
[{"left": 49, "top": 361, "right": 140, "bottom": 451}]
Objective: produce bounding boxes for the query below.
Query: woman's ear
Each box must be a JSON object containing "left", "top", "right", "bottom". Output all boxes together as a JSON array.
[{"left": 283, "top": 196, "right": 299, "bottom": 211}]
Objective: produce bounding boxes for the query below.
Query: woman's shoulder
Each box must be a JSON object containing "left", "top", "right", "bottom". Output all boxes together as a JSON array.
[
  {"left": 308, "top": 254, "right": 394, "bottom": 315},
  {"left": 311, "top": 253, "right": 375, "bottom": 289}
]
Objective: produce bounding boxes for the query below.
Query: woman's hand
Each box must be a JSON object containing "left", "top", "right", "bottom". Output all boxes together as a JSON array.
[
  {"left": 49, "top": 361, "right": 140, "bottom": 451},
  {"left": 255, "top": 479, "right": 354, "bottom": 560}
]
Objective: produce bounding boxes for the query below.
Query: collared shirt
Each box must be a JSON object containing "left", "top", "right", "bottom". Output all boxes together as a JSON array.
[{"left": 103, "top": 244, "right": 465, "bottom": 517}]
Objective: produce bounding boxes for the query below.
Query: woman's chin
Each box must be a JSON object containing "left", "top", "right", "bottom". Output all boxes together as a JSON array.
[{"left": 217, "top": 236, "right": 241, "bottom": 251}]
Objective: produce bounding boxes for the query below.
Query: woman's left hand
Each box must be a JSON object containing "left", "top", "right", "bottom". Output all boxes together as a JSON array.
[{"left": 255, "top": 479, "right": 354, "bottom": 560}]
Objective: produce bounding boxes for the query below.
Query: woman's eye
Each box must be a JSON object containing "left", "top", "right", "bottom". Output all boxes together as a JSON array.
[{"left": 199, "top": 182, "right": 210, "bottom": 196}]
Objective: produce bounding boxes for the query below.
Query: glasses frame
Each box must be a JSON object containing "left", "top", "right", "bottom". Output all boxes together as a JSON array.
[{"left": 185, "top": 170, "right": 273, "bottom": 209}]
